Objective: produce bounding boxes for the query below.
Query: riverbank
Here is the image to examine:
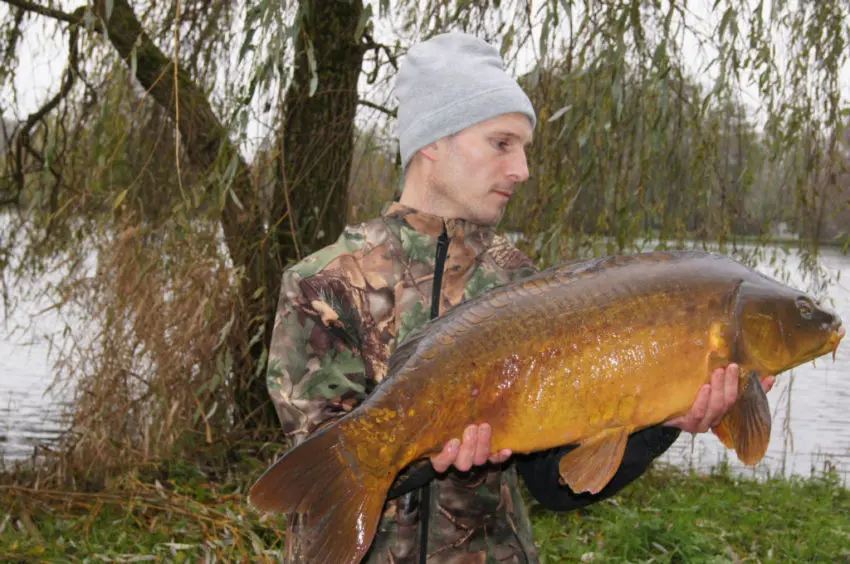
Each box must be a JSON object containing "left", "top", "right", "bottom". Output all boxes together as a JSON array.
[{"left": 2, "top": 457, "right": 848, "bottom": 562}]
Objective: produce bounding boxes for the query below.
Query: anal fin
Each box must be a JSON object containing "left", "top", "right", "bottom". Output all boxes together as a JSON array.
[
  {"left": 557, "top": 427, "right": 629, "bottom": 495},
  {"left": 711, "top": 371, "right": 771, "bottom": 465}
]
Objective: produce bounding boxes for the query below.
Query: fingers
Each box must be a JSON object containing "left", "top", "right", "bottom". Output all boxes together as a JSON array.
[
  {"left": 430, "top": 438, "right": 460, "bottom": 473},
  {"left": 488, "top": 449, "right": 512, "bottom": 464},
  {"left": 761, "top": 375, "right": 776, "bottom": 393},
  {"left": 473, "top": 424, "right": 492, "bottom": 466},
  {"left": 429, "top": 425, "right": 478, "bottom": 473},
  {"left": 428, "top": 424, "right": 510, "bottom": 473},
  {"left": 689, "top": 383, "right": 711, "bottom": 423},
  {"left": 664, "top": 364, "right": 743, "bottom": 434},
  {"left": 453, "top": 425, "right": 478, "bottom": 471},
  {"left": 699, "top": 364, "right": 739, "bottom": 432}
]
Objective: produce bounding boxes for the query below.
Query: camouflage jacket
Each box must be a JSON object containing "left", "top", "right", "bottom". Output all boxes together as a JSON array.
[
  {"left": 267, "top": 201, "right": 541, "bottom": 562},
  {"left": 266, "top": 202, "right": 681, "bottom": 562}
]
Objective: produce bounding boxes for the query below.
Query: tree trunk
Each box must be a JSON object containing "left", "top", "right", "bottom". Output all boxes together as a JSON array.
[
  {"left": 276, "top": 0, "right": 365, "bottom": 264},
  {"left": 93, "top": 0, "right": 365, "bottom": 431},
  {"left": 260, "top": 0, "right": 365, "bottom": 430}
]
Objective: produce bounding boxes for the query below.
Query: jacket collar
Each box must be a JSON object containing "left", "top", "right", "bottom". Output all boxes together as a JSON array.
[{"left": 381, "top": 201, "right": 497, "bottom": 251}]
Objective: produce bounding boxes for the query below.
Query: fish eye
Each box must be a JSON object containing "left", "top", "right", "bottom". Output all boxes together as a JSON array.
[{"left": 796, "top": 297, "right": 814, "bottom": 319}]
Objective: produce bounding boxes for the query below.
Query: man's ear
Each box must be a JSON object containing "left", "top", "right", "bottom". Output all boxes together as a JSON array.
[{"left": 419, "top": 140, "right": 441, "bottom": 162}]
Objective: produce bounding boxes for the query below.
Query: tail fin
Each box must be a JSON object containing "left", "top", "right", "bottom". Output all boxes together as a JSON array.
[
  {"left": 711, "top": 371, "right": 772, "bottom": 465},
  {"left": 249, "top": 424, "right": 392, "bottom": 564}
]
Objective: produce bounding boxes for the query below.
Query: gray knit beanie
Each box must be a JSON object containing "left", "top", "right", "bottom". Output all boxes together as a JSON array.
[{"left": 395, "top": 32, "right": 537, "bottom": 171}]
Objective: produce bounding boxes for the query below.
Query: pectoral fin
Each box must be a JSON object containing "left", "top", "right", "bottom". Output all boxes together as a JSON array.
[
  {"left": 712, "top": 420, "right": 735, "bottom": 449},
  {"left": 557, "top": 427, "right": 629, "bottom": 495},
  {"left": 711, "top": 371, "right": 771, "bottom": 465}
]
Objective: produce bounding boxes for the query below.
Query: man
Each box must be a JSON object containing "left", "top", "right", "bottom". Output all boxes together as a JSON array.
[{"left": 265, "top": 32, "right": 774, "bottom": 562}]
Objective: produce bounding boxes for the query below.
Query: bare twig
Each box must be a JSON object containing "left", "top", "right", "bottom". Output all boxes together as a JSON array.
[
  {"left": 12, "top": 24, "right": 78, "bottom": 202},
  {"left": 362, "top": 32, "right": 399, "bottom": 70},
  {"left": 358, "top": 99, "right": 397, "bottom": 118},
  {"left": 1, "top": 0, "right": 79, "bottom": 24},
  {"left": 173, "top": 0, "right": 185, "bottom": 199},
  {"left": 279, "top": 145, "right": 301, "bottom": 261},
  {"left": 1, "top": 4, "right": 24, "bottom": 68}
]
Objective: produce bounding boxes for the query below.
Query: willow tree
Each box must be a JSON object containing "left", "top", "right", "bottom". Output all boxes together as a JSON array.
[
  {"left": 0, "top": 0, "right": 847, "bottom": 478},
  {"left": 1, "top": 0, "right": 374, "bottom": 474}
]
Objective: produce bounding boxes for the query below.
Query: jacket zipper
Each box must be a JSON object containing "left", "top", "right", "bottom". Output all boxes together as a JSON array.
[{"left": 420, "top": 224, "right": 450, "bottom": 563}]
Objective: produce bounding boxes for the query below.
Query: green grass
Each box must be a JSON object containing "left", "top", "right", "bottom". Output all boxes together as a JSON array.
[
  {"left": 2, "top": 461, "right": 849, "bottom": 562},
  {"left": 529, "top": 465, "right": 850, "bottom": 563}
]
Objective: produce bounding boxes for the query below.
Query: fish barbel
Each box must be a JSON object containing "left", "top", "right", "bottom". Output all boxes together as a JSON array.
[{"left": 249, "top": 250, "right": 844, "bottom": 563}]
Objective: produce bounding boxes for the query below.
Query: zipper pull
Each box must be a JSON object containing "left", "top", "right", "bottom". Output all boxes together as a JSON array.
[{"left": 431, "top": 226, "right": 450, "bottom": 320}]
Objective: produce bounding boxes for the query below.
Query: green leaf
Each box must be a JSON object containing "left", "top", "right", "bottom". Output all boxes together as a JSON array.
[
  {"left": 501, "top": 25, "right": 515, "bottom": 57},
  {"left": 652, "top": 40, "right": 667, "bottom": 73},
  {"left": 540, "top": 14, "right": 550, "bottom": 59},
  {"left": 354, "top": 4, "right": 373, "bottom": 42},
  {"left": 228, "top": 187, "right": 244, "bottom": 211},
  {"left": 719, "top": 7, "right": 736, "bottom": 40},
  {"left": 213, "top": 313, "right": 235, "bottom": 351},
  {"left": 113, "top": 188, "right": 129, "bottom": 211},
  {"left": 630, "top": 0, "right": 643, "bottom": 46},
  {"left": 548, "top": 105, "right": 572, "bottom": 122},
  {"left": 306, "top": 39, "right": 318, "bottom": 97},
  {"left": 239, "top": 28, "right": 256, "bottom": 62}
]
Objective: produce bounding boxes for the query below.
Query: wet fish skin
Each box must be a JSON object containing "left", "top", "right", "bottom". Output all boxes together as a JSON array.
[{"left": 249, "top": 250, "right": 844, "bottom": 564}]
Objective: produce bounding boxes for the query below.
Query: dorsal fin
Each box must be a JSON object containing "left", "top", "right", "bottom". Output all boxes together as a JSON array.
[{"left": 388, "top": 327, "right": 430, "bottom": 377}]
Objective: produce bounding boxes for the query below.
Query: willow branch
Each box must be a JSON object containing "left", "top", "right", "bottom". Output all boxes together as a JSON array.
[
  {"left": 358, "top": 99, "right": 397, "bottom": 118},
  {"left": 362, "top": 32, "right": 398, "bottom": 70},
  {"left": 88, "top": 0, "right": 269, "bottom": 289},
  {"left": 11, "top": 24, "right": 78, "bottom": 203},
  {"left": 1, "top": 0, "right": 79, "bottom": 24}
]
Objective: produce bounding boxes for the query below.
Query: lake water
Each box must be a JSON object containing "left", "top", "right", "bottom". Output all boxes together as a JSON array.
[
  {"left": 0, "top": 294, "right": 72, "bottom": 463},
  {"left": 1, "top": 245, "right": 849, "bottom": 482}
]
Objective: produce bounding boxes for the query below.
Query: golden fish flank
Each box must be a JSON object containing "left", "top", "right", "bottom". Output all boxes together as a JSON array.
[{"left": 250, "top": 250, "right": 844, "bottom": 564}]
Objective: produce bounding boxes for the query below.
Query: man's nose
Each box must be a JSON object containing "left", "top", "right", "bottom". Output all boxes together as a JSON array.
[{"left": 506, "top": 150, "right": 529, "bottom": 183}]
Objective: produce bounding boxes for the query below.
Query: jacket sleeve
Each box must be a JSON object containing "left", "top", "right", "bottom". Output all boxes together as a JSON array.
[
  {"left": 267, "top": 268, "right": 440, "bottom": 495},
  {"left": 266, "top": 270, "right": 372, "bottom": 446},
  {"left": 515, "top": 426, "right": 681, "bottom": 511}
]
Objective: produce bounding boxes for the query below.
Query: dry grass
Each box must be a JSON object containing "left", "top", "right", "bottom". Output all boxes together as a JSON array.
[{"left": 37, "top": 213, "right": 248, "bottom": 487}]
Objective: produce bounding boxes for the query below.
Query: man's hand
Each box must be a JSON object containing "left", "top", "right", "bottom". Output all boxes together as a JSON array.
[
  {"left": 430, "top": 423, "right": 512, "bottom": 473},
  {"left": 664, "top": 364, "right": 776, "bottom": 433}
]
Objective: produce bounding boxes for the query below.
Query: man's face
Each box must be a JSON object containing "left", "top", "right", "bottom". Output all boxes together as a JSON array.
[{"left": 425, "top": 113, "right": 533, "bottom": 226}]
